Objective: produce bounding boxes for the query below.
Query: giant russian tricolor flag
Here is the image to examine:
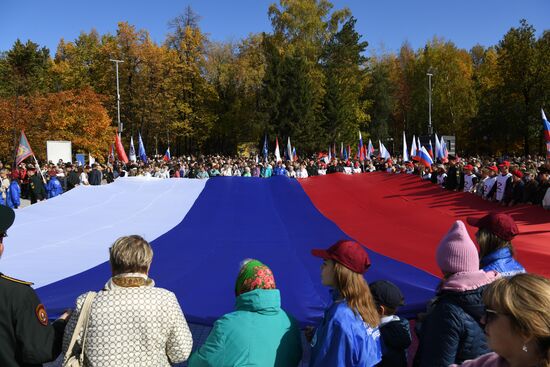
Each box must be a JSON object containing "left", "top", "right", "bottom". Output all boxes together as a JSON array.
[{"left": 4, "top": 174, "right": 550, "bottom": 327}]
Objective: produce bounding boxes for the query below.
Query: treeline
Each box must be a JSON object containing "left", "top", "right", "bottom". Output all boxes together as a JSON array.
[{"left": 0, "top": 0, "right": 548, "bottom": 161}]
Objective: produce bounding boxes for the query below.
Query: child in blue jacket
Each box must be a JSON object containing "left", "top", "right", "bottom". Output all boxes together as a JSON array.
[
  {"left": 310, "top": 240, "right": 382, "bottom": 367},
  {"left": 7, "top": 180, "right": 21, "bottom": 209}
]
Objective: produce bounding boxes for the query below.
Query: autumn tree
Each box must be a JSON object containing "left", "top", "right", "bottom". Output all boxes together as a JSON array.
[
  {"left": 321, "top": 17, "right": 369, "bottom": 146},
  {"left": 496, "top": 20, "right": 549, "bottom": 155},
  {"left": 0, "top": 88, "right": 114, "bottom": 161},
  {"left": 204, "top": 35, "right": 266, "bottom": 153},
  {"left": 262, "top": 0, "right": 352, "bottom": 151},
  {"left": 164, "top": 8, "right": 218, "bottom": 153}
]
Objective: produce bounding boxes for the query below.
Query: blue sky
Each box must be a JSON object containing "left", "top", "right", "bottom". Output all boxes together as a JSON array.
[{"left": 1, "top": 0, "right": 548, "bottom": 55}]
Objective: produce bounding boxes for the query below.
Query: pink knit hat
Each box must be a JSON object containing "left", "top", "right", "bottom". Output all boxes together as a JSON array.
[{"left": 436, "top": 220, "right": 479, "bottom": 274}]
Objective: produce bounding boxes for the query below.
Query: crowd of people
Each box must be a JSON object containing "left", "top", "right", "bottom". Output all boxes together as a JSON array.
[
  {"left": 1, "top": 152, "right": 549, "bottom": 211},
  {"left": 1, "top": 201, "right": 550, "bottom": 366}
]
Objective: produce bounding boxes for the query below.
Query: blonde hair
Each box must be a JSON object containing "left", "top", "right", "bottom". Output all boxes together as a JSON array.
[
  {"left": 483, "top": 274, "right": 550, "bottom": 366},
  {"left": 476, "top": 228, "right": 514, "bottom": 259},
  {"left": 109, "top": 235, "right": 153, "bottom": 274},
  {"left": 333, "top": 262, "right": 380, "bottom": 328}
]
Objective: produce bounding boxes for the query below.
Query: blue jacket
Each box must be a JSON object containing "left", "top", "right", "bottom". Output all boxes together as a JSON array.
[
  {"left": 480, "top": 247, "right": 525, "bottom": 277},
  {"left": 272, "top": 166, "right": 287, "bottom": 176},
  {"left": 46, "top": 177, "right": 63, "bottom": 199},
  {"left": 310, "top": 300, "right": 382, "bottom": 367},
  {"left": 415, "top": 288, "right": 490, "bottom": 367},
  {"left": 7, "top": 181, "right": 21, "bottom": 208}
]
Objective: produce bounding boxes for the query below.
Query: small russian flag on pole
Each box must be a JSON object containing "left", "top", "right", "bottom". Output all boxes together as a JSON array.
[{"left": 418, "top": 146, "right": 434, "bottom": 167}]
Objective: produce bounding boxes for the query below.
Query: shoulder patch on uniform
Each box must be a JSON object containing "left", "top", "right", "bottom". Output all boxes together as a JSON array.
[
  {"left": 0, "top": 274, "right": 34, "bottom": 286},
  {"left": 36, "top": 304, "right": 49, "bottom": 326}
]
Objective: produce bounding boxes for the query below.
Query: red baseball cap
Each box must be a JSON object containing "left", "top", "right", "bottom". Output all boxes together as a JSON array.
[
  {"left": 498, "top": 161, "right": 510, "bottom": 168},
  {"left": 512, "top": 169, "right": 523, "bottom": 178},
  {"left": 467, "top": 212, "right": 519, "bottom": 241},
  {"left": 312, "top": 240, "right": 371, "bottom": 273},
  {"left": 463, "top": 164, "right": 474, "bottom": 171},
  {"left": 488, "top": 166, "right": 498, "bottom": 172}
]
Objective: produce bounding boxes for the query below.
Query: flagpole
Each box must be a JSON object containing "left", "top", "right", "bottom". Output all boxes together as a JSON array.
[
  {"left": 32, "top": 154, "right": 47, "bottom": 184},
  {"left": 110, "top": 59, "right": 124, "bottom": 135}
]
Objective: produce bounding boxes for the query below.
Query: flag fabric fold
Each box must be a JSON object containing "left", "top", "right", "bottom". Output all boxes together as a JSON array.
[
  {"left": 129, "top": 136, "right": 137, "bottom": 162},
  {"left": 542, "top": 109, "right": 550, "bottom": 158},
  {"left": 403, "top": 131, "right": 409, "bottom": 162},
  {"left": 544, "top": 109, "right": 550, "bottom": 140},
  {"left": 138, "top": 133, "right": 148, "bottom": 163},
  {"left": 367, "top": 139, "right": 374, "bottom": 160},
  {"left": 418, "top": 146, "right": 434, "bottom": 167},
  {"left": 263, "top": 135, "right": 269, "bottom": 162},
  {"left": 427, "top": 139, "right": 434, "bottom": 159},
  {"left": 434, "top": 133, "right": 442, "bottom": 160},
  {"left": 114, "top": 134, "right": 129, "bottom": 164},
  {"left": 410, "top": 135, "right": 417, "bottom": 160},
  {"left": 163, "top": 147, "right": 171, "bottom": 162},
  {"left": 359, "top": 132, "right": 365, "bottom": 160},
  {"left": 274, "top": 137, "right": 281, "bottom": 162},
  {"left": 15, "top": 130, "right": 33, "bottom": 166},
  {"left": 379, "top": 140, "right": 391, "bottom": 160},
  {"left": 108, "top": 144, "right": 115, "bottom": 164},
  {"left": 287, "top": 137, "right": 293, "bottom": 162},
  {"left": 440, "top": 136, "right": 449, "bottom": 162}
]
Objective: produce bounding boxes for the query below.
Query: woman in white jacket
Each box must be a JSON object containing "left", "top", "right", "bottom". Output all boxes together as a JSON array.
[{"left": 61, "top": 235, "right": 193, "bottom": 366}]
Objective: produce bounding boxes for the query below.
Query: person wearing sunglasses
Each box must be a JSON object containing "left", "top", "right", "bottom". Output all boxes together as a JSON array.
[
  {"left": 452, "top": 274, "right": 550, "bottom": 367},
  {"left": 0, "top": 205, "right": 71, "bottom": 366}
]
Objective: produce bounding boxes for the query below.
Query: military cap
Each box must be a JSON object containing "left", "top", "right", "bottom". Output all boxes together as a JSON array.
[{"left": 0, "top": 205, "right": 15, "bottom": 233}]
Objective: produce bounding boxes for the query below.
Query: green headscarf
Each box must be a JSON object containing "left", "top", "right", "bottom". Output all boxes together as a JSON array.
[{"left": 234, "top": 259, "right": 276, "bottom": 296}]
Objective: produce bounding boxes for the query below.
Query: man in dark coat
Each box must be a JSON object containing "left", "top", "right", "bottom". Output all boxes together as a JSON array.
[
  {"left": 326, "top": 160, "right": 344, "bottom": 174},
  {"left": 65, "top": 164, "right": 80, "bottom": 190},
  {"left": 306, "top": 160, "right": 319, "bottom": 177},
  {"left": 28, "top": 166, "right": 46, "bottom": 204},
  {"left": 88, "top": 163, "right": 102, "bottom": 185},
  {"left": 534, "top": 167, "right": 550, "bottom": 205},
  {"left": 445, "top": 156, "right": 459, "bottom": 191},
  {"left": 504, "top": 170, "right": 525, "bottom": 206},
  {"left": 0, "top": 205, "right": 71, "bottom": 366}
]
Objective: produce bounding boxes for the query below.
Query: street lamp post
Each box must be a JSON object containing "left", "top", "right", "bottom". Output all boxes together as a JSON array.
[
  {"left": 427, "top": 72, "right": 433, "bottom": 135},
  {"left": 110, "top": 59, "right": 124, "bottom": 135}
]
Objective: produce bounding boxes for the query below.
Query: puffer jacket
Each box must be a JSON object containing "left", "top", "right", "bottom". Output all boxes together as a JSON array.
[
  {"left": 376, "top": 316, "right": 411, "bottom": 367},
  {"left": 7, "top": 181, "right": 20, "bottom": 208},
  {"left": 414, "top": 270, "right": 499, "bottom": 367},
  {"left": 480, "top": 247, "right": 525, "bottom": 277},
  {"left": 46, "top": 176, "right": 63, "bottom": 198}
]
